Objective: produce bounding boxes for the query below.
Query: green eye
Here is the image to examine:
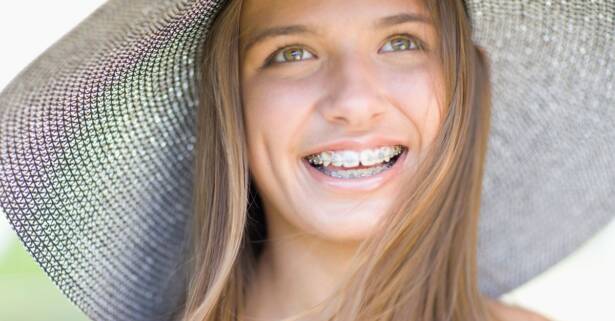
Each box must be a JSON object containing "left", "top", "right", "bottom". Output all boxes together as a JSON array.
[
  {"left": 380, "top": 34, "right": 423, "bottom": 53},
  {"left": 267, "top": 46, "right": 316, "bottom": 65},
  {"left": 263, "top": 34, "right": 424, "bottom": 67}
]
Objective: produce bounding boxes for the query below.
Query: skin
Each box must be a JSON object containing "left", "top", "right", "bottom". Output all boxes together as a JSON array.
[
  {"left": 485, "top": 297, "right": 554, "bottom": 321},
  {"left": 238, "top": 0, "right": 547, "bottom": 320}
]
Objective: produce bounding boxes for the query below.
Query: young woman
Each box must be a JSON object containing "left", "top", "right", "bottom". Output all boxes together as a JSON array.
[
  {"left": 1, "top": 0, "right": 612, "bottom": 320},
  {"left": 182, "top": 0, "right": 550, "bottom": 320}
]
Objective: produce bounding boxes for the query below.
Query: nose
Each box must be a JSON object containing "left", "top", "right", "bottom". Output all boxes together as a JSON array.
[{"left": 318, "top": 52, "right": 387, "bottom": 131}]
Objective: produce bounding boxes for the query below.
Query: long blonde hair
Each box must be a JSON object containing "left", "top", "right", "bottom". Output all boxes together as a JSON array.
[{"left": 179, "top": 0, "right": 496, "bottom": 320}]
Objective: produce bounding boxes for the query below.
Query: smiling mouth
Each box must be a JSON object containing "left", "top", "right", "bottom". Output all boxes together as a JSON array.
[{"left": 305, "top": 146, "right": 407, "bottom": 179}]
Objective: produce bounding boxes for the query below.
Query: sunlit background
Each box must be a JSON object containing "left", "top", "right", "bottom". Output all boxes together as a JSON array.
[{"left": 0, "top": 1, "right": 614, "bottom": 321}]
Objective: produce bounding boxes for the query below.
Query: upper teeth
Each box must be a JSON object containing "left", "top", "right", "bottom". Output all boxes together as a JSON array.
[{"left": 306, "top": 145, "right": 404, "bottom": 168}]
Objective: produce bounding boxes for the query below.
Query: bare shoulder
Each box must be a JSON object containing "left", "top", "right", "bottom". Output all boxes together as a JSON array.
[{"left": 485, "top": 298, "right": 553, "bottom": 321}]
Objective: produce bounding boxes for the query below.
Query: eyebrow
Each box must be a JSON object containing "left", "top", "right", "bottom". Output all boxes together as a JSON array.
[{"left": 241, "top": 12, "right": 431, "bottom": 54}]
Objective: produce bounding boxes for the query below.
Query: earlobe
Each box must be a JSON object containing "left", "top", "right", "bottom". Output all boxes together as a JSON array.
[{"left": 474, "top": 45, "right": 491, "bottom": 66}]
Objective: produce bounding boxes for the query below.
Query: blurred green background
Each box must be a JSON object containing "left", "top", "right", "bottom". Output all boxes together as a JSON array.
[{"left": 0, "top": 216, "right": 90, "bottom": 321}]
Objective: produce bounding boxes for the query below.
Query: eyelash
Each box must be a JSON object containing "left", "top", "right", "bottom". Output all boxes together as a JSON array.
[{"left": 262, "top": 33, "right": 426, "bottom": 68}]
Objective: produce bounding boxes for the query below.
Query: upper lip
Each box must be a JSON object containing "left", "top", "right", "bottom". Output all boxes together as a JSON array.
[{"left": 302, "top": 136, "right": 408, "bottom": 157}]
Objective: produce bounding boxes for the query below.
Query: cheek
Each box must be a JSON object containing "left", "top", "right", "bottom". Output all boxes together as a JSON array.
[
  {"left": 241, "top": 76, "right": 319, "bottom": 162},
  {"left": 387, "top": 64, "right": 444, "bottom": 150},
  {"left": 243, "top": 74, "right": 323, "bottom": 129}
]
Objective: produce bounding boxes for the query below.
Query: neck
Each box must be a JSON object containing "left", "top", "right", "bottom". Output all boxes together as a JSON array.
[{"left": 243, "top": 209, "right": 361, "bottom": 320}]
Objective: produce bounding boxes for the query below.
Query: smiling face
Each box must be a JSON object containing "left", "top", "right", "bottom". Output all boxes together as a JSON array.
[{"left": 239, "top": 0, "right": 445, "bottom": 242}]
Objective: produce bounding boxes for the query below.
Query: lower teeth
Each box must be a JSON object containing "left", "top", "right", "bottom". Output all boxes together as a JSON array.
[{"left": 319, "top": 162, "right": 394, "bottom": 179}]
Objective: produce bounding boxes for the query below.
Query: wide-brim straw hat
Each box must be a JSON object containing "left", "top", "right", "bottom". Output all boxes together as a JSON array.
[{"left": 1, "top": 1, "right": 613, "bottom": 320}]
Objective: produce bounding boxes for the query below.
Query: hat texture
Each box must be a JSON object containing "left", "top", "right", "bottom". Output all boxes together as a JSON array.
[{"left": 0, "top": 0, "right": 613, "bottom": 321}]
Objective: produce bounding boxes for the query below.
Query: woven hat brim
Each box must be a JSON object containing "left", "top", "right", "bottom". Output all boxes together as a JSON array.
[
  {"left": 466, "top": 0, "right": 615, "bottom": 296},
  {"left": 0, "top": 1, "right": 224, "bottom": 320}
]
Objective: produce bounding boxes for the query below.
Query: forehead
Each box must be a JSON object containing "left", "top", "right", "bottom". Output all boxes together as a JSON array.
[{"left": 240, "top": 0, "right": 430, "bottom": 32}]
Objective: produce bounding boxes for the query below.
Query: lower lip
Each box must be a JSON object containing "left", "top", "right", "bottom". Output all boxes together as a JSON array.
[{"left": 301, "top": 149, "right": 408, "bottom": 193}]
